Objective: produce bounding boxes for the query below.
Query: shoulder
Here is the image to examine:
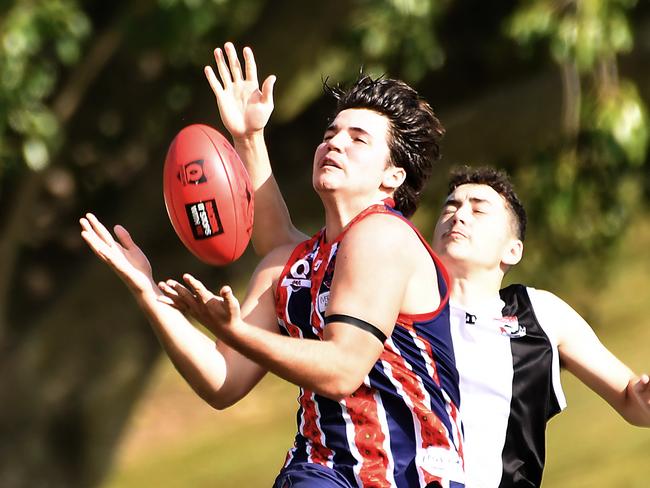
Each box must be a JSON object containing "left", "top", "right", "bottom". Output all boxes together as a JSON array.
[
  {"left": 527, "top": 287, "right": 577, "bottom": 315},
  {"left": 336, "top": 213, "right": 433, "bottom": 283},
  {"left": 526, "top": 287, "right": 591, "bottom": 345},
  {"left": 341, "top": 212, "right": 421, "bottom": 254}
]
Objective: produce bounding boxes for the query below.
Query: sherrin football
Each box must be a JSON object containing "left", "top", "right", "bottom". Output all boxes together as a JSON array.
[{"left": 163, "top": 124, "right": 254, "bottom": 265}]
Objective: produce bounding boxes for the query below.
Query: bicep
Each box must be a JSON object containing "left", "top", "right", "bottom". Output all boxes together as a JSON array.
[
  {"left": 549, "top": 292, "right": 634, "bottom": 406},
  {"left": 326, "top": 240, "right": 407, "bottom": 340},
  {"left": 324, "top": 222, "right": 412, "bottom": 362}
]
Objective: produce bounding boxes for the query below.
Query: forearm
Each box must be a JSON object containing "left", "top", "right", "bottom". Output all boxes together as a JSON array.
[
  {"left": 233, "top": 132, "right": 305, "bottom": 255},
  {"left": 135, "top": 289, "right": 229, "bottom": 407},
  {"left": 221, "top": 319, "right": 367, "bottom": 401}
]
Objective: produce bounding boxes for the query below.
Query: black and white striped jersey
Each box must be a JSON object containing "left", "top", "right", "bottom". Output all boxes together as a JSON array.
[{"left": 450, "top": 284, "right": 568, "bottom": 487}]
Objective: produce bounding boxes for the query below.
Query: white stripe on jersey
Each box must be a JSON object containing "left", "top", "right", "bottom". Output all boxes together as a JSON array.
[
  {"left": 340, "top": 401, "right": 365, "bottom": 487},
  {"left": 449, "top": 301, "right": 515, "bottom": 488}
]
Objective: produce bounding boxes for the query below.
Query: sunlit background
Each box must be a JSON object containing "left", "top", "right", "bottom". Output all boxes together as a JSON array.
[{"left": 1, "top": 0, "right": 648, "bottom": 486}]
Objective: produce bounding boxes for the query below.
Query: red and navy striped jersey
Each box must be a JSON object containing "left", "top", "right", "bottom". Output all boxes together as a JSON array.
[{"left": 274, "top": 202, "right": 465, "bottom": 488}]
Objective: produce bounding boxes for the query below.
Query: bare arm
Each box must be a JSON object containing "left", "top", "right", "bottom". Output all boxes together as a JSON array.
[
  {"left": 79, "top": 213, "right": 268, "bottom": 409},
  {"left": 538, "top": 290, "right": 650, "bottom": 426},
  {"left": 162, "top": 216, "right": 425, "bottom": 401},
  {"left": 204, "top": 42, "right": 306, "bottom": 255}
]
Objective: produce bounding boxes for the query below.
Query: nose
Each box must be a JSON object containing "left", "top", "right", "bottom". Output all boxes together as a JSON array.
[
  {"left": 326, "top": 131, "right": 347, "bottom": 152},
  {"left": 452, "top": 202, "right": 471, "bottom": 224}
]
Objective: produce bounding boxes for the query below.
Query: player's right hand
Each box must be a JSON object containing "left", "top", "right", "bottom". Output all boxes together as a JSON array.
[{"left": 80, "top": 213, "right": 160, "bottom": 298}]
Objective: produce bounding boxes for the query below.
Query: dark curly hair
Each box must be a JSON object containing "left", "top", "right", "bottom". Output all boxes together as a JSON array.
[
  {"left": 448, "top": 166, "right": 527, "bottom": 241},
  {"left": 324, "top": 76, "right": 444, "bottom": 218}
]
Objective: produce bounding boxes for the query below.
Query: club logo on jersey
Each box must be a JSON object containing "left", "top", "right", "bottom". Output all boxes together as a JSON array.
[
  {"left": 185, "top": 199, "right": 223, "bottom": 239},
  {"left": 177, "top": 159, "right": 208, "bottom": 185},
  {"left": 465, "top": 313, "right": 477, "bottom": 325},
  {"left": 495, "top": 315, "right": 526, "bottom": 338},
  {"left": 281, "top": 258, "right": 312, "bottom": 290}
]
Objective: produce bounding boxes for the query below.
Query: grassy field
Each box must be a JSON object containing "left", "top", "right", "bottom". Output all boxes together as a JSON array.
[{"left": 103, "top": 218, "right": 650, "bottom": 488}]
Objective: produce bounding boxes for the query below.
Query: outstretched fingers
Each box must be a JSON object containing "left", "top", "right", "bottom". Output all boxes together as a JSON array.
[
  {"left": 224, "top": 42, "right": 243, "bottom": 82},
  {"left": 80, "top": 215, "right": 114, "bottom": 260},
  {"left": 204, "top": 65, "right": 224, "bottom": 96},
  {"left": 159, "top": 279, "right": 196, "bottom": 311},
  {"left": 84, "top": 213, "right": 116, "bottom": 246},
  {"left": 213, "top": 47, "right": 233, "bottom": 88},
  {"left": 242, "top": 46, "right": 258, "bottom": 83},
  {"left": 182, "top": 273, "right": 216, "bottom": 304}
]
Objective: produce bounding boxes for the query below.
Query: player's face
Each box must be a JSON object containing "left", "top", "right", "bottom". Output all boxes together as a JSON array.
[
  {"left": 312, "top": 108, "right": 402, "bottom": 199},
  {"left": 432, "top": 183, "right": 522, "bottom": 274}
]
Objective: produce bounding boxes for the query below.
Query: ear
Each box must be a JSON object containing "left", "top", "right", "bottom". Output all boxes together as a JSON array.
[
  {"left": 502, "top": 238, "right": 523, "bottom": 266},
  {"left": 381, "top": 165, "right": 406, "bottom": 191}
]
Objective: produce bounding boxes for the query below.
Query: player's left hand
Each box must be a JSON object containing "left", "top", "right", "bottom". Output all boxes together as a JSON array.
[
  {"left": 205, "top": 42, "right": 275, "bottom": 142},
  {"left": 630, "top": 374, "right": 650, "bottom": 420},
  {"left": 159, "top": 274, "right": 242, "bottom": 338}
]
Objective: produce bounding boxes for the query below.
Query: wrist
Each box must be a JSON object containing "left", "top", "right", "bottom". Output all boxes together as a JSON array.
[
  {"left": 216, "top": 317, "right": 249, "bottom": 348},
  {"left": 232, "top": 130, "right": 265, "bottom": 149}
]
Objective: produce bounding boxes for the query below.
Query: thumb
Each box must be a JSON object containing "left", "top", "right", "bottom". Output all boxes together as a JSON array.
[
  {"left": 261, "top": 75, "right": 276, "bottom": 105},
  {"left": 114, "top": 225, "right": 138, "bottom": 250},
  {"left": 220, "top": 285, "right": 241, "bottom": 318}
]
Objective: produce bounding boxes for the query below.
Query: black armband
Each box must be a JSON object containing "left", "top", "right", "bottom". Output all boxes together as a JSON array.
[{"left": 324, "top": 314, "right": 387, "bottom": 344}]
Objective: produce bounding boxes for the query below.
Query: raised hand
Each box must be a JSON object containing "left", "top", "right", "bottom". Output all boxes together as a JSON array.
[
  {"left": 80, "top": 213, "right": 161, "bottom": 298},
  {"left": 205, "top": 42, "right": 276, "bottom": 140},
  {"left": 159, "top": 274, "right": 242, "bottom": 338}
]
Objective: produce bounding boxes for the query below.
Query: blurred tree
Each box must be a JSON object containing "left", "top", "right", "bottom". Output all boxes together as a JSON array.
[
  {"left": 0, "top": 0, "right": 648, "bottom": 486},
  {"left": 506, "top": 0, "right": 649, "bottom": 277}
]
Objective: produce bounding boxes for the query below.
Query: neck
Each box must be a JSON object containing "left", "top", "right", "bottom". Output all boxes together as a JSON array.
[
  {"left": 444, "top": 261, "right": 505, "bottom": 308},
  {"left": 320, "top": 191, "right": 389, "bottom": 243}
]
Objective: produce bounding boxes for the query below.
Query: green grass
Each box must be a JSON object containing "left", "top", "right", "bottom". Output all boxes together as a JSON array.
[{"left": 103, "top": 216, "right": 650, "bottom": 488}]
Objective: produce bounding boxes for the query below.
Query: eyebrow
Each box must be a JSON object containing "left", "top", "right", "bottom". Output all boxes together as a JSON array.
[
  {"left": 444, "top": 197, "right": 493, "bottom": 206},
  {"left": 324, "top": 124, "right": 372, "bottom": 138}
]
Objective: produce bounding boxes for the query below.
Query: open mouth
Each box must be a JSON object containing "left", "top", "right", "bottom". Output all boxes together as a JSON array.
[{"left": 321, "top": 157, "right": 342, "bottom": 169}]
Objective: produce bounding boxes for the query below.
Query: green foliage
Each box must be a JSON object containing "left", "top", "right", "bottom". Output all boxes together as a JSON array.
[
  {"left": 506, "top": 0, "right": 648, "bottom": 266},
  {"left": 589, "top": 81, "right": 648, "bottom": 166},
  {"left": 0, "top": 0, "right": 90, "bottom": 172},
  {"left": 508, "top": 0, "right": 637, "bottom": 69},
  {"left": 345, "top": 0, "right": 447, "bottom": 81}
]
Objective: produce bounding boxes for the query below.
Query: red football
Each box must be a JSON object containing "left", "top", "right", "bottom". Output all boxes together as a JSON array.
[{"left": 163, "top": 124, "right": 254, "bottom": 265}]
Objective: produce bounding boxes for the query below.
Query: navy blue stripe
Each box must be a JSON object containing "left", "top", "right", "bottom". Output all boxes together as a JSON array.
[{"left": 374, "top": 386, "right": 419, "bottom": 486}]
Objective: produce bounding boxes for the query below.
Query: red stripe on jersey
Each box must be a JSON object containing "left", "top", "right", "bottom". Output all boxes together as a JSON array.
[
  {"left": 345, "top": 385, "right": 392, "bottom": 487},
  {"left": 298, "top": 390, "right": 332, "bottom": 466},
  {"left": 382, "top": 343, "right": 451, "bottom": 450}
]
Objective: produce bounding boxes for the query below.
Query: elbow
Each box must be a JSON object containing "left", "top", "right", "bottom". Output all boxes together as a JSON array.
[
  {"left": 204, "top": 392, "right": 236, "bottom": 411},
  {"left": 193, "top": 385, "right": 236, "bottom": 411},
  {"left": 317, "top": 374, "right": 365, "bottom": 402}
]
